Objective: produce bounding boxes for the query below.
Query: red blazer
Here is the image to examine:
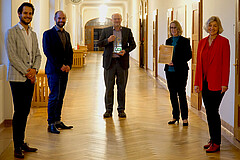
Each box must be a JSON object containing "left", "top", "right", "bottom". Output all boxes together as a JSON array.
[{"left": 194, "top": 35, "right": 230, "bottom": 91}]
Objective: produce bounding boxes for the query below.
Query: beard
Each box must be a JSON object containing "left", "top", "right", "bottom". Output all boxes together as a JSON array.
[
  {"left": 21, "top": 18, "right": 32, "bottom": 25},
  {"left": 56, "top": 22, "right": 65, "bottom": 28},
  {"left": 20, "top": 16, "right": 32, "bottom": 25}
]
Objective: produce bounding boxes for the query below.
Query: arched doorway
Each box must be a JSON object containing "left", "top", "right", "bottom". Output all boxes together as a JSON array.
[{"left": 85, "top": 18, "right": 112, "bottom": 51}]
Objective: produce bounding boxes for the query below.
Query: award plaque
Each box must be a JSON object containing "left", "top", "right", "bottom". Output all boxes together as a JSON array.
[
  {"left": 158, "top": 45, "right": 174, "bottom": 64},
  {"left": 114, "top": 37, "right": 122, "bottom": 53}
]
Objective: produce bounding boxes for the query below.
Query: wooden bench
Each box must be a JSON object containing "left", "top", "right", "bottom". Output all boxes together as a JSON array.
[
  {"left": 32, "top": 70, "right": 49, "bottom": 107},
  {"left": 73, "top": 46, "right": 88, "bottom": 67}
]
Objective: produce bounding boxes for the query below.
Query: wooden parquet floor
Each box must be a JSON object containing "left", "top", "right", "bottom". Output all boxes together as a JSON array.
[{"left": 1, "top": 52, "right": 240, "bottom": 160}]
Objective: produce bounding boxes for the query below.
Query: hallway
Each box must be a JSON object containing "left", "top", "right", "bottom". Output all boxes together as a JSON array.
[{"left": 0, "top": 52, "right": 240, "bottom": 160}]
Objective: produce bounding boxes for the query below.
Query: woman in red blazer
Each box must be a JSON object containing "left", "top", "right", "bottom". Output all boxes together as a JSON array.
[{"left": 194, "top": 16, "right": 230, "bottom": 153}]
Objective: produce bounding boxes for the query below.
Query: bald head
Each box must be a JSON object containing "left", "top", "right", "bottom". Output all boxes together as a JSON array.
[
  {"left": 112, "top": 13, "right": 122, "bottom": 28},
  {"left": 54, "top": 10, "right": 66, "bottom": 29},
  {"left": 112, "top": 13, "right": 122, "bottom": 19},
  {"left": 54, "top": 10, "right": 66, "bottom": 19}
]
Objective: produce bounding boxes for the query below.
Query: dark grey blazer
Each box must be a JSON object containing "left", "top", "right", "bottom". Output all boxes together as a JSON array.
[{"left": 97, "top": 26, "right": 136, "bottom": 70}]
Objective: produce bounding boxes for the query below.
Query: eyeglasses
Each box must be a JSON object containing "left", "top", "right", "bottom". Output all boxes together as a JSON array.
[{"left": 170, "top": 27, "right": 177, "bottom": 29}]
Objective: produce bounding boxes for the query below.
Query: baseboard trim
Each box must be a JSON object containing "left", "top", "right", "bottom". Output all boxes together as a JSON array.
[
  {"left": 146, "top": 69, "right": 240, "bottom": 149},
  {"left": 0, "top": 119, "right": 12, "bottom": 128}
]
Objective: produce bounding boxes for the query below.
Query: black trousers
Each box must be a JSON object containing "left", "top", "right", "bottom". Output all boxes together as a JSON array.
[
  {"left": 104, "top": 58, "right": 128, "bottom": 112},
  {"left": 202, "top": 81, "right": 224, "bottom": 145},
  {"left": 10, "top": 79, "right": 34, "bottom": 149},
  {"left": 165, "top": 71, "right": 188, "bottom": 120}
]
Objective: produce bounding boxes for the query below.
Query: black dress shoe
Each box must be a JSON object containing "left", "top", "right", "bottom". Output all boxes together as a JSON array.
[
  {"left": 168, "top": 119, "right": 179, "bottom": 124},
  {"left": 103, "top": 111, "right": 112, "bottom": 118},
  {"left": 183, "top": 119, "right": 189, "bottom": 126},
  {"left": 14, "top": 148, "right": 24, "bottom": 158},
  {"left": 55, "top": 122, "right": 73, "bottom": 129},
  {"left": 21, "top": 143, "right": 38, "bottom": 152},
  {"left": 48, "top": 124, "right": 60, "bottom": 134},
  {"left": 118, "top": 111, "right": 126, "bottom": 118}
]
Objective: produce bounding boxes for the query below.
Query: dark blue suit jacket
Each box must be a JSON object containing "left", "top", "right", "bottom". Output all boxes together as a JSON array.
[
  {"left": 43, "top": 27, "right": 73, "bottom": 75},
  {"left": 97, "top": 26, "right": 136, "bottom": 70}
]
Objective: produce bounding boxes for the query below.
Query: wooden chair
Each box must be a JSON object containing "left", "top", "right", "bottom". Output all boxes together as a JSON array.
[{"left": 32, "top": 70, "right": 49, "bottom": 107}]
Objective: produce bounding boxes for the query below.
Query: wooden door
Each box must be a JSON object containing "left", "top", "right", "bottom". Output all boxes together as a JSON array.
[
  {"left": 85, "top": 26, "right": 94, "bottom": 51},
  {"left": 191, "top": 2, "right": 202, "bottom": 110},
  {"left": 139, "top": 15, "right": 144, "bottom": 68},
  {"left": 234, "top": 0, "right": 240, "bottom": 141},
  {"left": 139, "top": 0, "right": 148, "bottom": 69},
  {"left": 153, "top": 9, "right": 158, "bottom": 77}
]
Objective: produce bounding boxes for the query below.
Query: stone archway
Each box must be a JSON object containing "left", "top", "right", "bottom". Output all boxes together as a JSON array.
[{"left": 85, "top": 18, "right": 112, "bottom": 51}]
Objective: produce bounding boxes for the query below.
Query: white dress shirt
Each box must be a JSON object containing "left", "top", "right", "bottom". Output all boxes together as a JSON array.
[{"left": 18, "top": 22, "right": 33, "bottom": 66}]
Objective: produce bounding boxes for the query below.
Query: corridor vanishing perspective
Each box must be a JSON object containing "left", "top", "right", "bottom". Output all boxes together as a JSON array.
[{"left": 0, "top": 52, "right": 240, "bottom": 160}]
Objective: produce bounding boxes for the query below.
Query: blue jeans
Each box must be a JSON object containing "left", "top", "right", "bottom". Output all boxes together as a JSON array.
[{"left": 47, "top": 73, "right": 68, "bottom": 124}]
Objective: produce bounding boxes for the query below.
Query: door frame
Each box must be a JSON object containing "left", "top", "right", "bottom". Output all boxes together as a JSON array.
[
  {"left": 234, "top": 0, "right": 240, "bottom": 141},
  {"left": 139, "top": 0, "right": 148, "bottom": 69},
  {"left": 191, "top": 1, "right": 202, "bottom": 110},
  {"left": 153, "top": 9, "right": 158, "bottom": 77}
]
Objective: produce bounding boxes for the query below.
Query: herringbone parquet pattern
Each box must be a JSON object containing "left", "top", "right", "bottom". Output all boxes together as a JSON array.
[{"left": 0, "top": 52, "right": 240, "bottom": 160}]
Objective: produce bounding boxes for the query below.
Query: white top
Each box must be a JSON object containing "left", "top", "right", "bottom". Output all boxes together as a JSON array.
[{"left": 18, "top": 22, "right": 33, "bottom": 66}]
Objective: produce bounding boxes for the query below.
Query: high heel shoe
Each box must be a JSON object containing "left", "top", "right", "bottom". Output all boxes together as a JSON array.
[
  {"left": 183, "top": 119, "right": 188, "bottom": 126},
  {"left": 168, "top": 119, "right": 179, "bottom": 124}
]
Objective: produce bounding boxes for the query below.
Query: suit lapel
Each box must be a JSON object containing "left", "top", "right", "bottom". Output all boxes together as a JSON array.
[
  {"left": 121, "top": 27, "right": 125, "bottom": 44},
  {"left": 15, "top": 25, "right": 30, "bottom": 54}
]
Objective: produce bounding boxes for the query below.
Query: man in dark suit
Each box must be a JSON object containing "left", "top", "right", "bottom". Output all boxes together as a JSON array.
[
  {"left": 5, "top": 2, "right": 41, "bottom": 158},
  {"left": 97, "top": 13, "right": 136, "bottom": 118},
  {"left": 43, "top": 11, "right": 73, "bottom": 134}
]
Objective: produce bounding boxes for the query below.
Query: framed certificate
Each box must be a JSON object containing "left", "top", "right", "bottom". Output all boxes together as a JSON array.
[{"left": 158, "top": 45, "right": 174, "bottom": 64}]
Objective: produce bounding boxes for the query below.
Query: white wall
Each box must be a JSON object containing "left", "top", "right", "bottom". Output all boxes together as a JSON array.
[
  {"left": 147, "top": 0, "right": 236, "bottom": 127},
  {"left": 127, "top": 0, "right": 140, "bottom": 61},
  {"left": 0, "top": 0, "right": 18, "bottom": 124},
  {"left": 31, "top": 0, "right": 50, "bottom": 70},
  {"left": 203, "top": 0, "right": 236, "bottom": 126},
  {"left": 148, "top": 0, "right": 170, "bottom": 75}
]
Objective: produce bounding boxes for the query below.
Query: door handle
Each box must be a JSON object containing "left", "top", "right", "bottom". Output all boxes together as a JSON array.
[{"left": 233, "top": 59, "right": 239, "bottom": 66}]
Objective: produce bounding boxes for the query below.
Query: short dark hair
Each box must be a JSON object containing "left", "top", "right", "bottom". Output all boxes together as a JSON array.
[{"left": 18, "top": 2, "right": 35, "bottom": 15}]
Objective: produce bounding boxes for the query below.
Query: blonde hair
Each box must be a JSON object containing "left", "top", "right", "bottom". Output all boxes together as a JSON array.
[
  {"left": 204, "top": 16, "right": 224, "bottom": 34},
  {"left": 169, "top": 20, "right": 183, "bottom": 36}
]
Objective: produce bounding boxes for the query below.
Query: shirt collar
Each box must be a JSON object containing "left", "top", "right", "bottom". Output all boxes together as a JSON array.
[
  {"left": 55, "top": 25, "right": 65, "bottom": 32},
  {"left": 18, "top": 22, "right": 32, "bottom": 31},
  {"left": 113, "top": 26, "right": 122, "bottom": 31}
]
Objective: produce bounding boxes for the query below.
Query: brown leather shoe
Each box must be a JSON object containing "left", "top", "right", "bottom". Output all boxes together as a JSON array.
[
  {"left": 103, "top": 111, "right": 112, "bottom": 118},
  {"left": 14, "top": 148, "right": 24, "bottom": 158},
  {"left": 204, "top": 140, "right": 212, "bottom": 149},
  {"left": 22, "top": 143, "right": 38, "bottom": 152},
  {"left": 206, "top": 143, "right": 220, "bottom": 153}
]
